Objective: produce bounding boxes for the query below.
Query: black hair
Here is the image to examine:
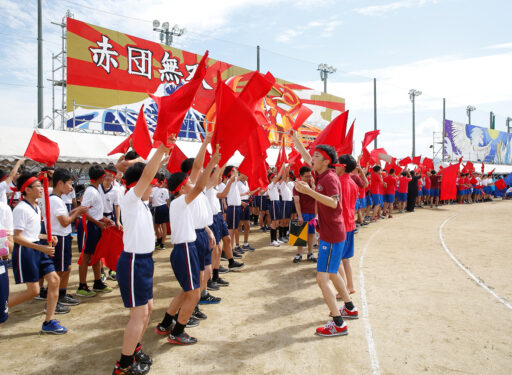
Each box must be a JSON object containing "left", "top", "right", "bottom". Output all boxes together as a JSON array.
[
  {"left": 52, "top": 168, "right": 73, "bottom": 188},
  {"left": 41, "top": 166, "right": 55, "bottom": 172},
  {"left": 389, "top": 168, "right": 395, "bottom": 174},
  {"left": 155, "top": 172, "right": 166, "bottom": 182},
  {"left": 401, "top": 171, "right": 408, "bottom": 177},
  {"left": 125, "top": 151, "right": 139, "bottom": 161},
  {"left": 105, "top": 163, "right": 117, "bottom": 174},
  {"left": 181, "top": 158, "right": 195, "bottom": 174},
  {"left": 372, "top": 165, "right": 381, "bottom": 172},
  {"left": 315, "top": 144, "right": 337, "bottom": 167},
  {"left": 0, "top": 170, "right": 6, "bottom": 181},
  {"left": 431, "top": 170, "right": 437, "bottom": 175},
  {"left": 338, "top": 154, "right": 357, "bottom": 173},
  {"left": 88, "top": 165, "right": 105, "bottom": 181},
  {"left": 299, "top": 166, "right": 311, "bottom": 176},
  {"left": 168, "top": 172, "right": 188, "bottom": 195},
  {"left": 223, "top": 166, "right": 235, "bottom": 178},
  {"left": 124, "top": 162, "right": 145, "bottom": 187},
  {"left": 17, "top": 171, "right": 39, "bottom": 196},
  {"left": 288, "top": 171, "right": 296, "bottom": 181}
]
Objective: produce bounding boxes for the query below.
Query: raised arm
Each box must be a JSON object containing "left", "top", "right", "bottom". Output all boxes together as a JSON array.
[
  {"left": 186, "top": 145, "right": 221, "bottom": 204},
  {"left": 294, "top": 180, "right": 338, "bottom": 209},
  {"left": 190, "top": 132, "right": 213, "bottom": 184},
  {"left": 6, "top": 158, "right": 24, "bottom": 185},
  {"left": 289, "top": 130, "right": 312, "bottom": 166}
]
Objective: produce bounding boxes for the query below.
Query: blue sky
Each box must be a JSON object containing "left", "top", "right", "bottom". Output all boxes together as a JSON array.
[{"left": 0, "top": 0, "right": 511, "bottom": 159}]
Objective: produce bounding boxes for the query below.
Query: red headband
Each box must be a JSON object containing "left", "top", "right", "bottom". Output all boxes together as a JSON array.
[
  {"left": 269, "top": 173, "right": 276, "bottom": 180},
  {"left": 127, "top": 182, "right": 137, "bottom": 189},
  {"left": 150, "top": 178, "right": 158, "bottom": 185},
  {"left": 315, "top": 148, "right": 334, "bottom": 165},
  {"left": 332, "top": 163, "right": 346, "bottom": 168},
  {"left": 172, "top": 176, "right": 188, "bottom": 194},
  {"left": 90, "top": 172, "right": 105, "bottom": 183},
  {"left": 20, "top": 176, "right": 40, "bottom": 193},
  {"left": 0, "top": 175, "right": 6, "bottom": 182},
  {"left": 105, "top": 170, "right": 116, "bottom": 176}
]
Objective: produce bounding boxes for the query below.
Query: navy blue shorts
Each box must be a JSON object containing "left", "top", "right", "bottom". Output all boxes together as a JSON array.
[
  {"left": 342, "top": 230, "right": 354, "bottom": 259},
  {"left": 226, "top": 205, "right": 241, "bottom": 230},
  {"left": 154, "top": 204, "right": 170, "bottom": 224},
  {"left": 366, "top": 195, "right": 373, "bottom": 207},
  {"left": 397, "top": 192, "right": 407, "bottom": 202},
  {"left": 77, "top": 221, "right": 102, "bottom": 255},
  {"left": 217, "top": 213, "right": 229, "bottom": 238},
  {"left": 317, "top": 240, "right": 344, "bottom": 274},
  {"left": 302, "top": 213, "right": 316, "bottom": 234},
  {"left": 53, "top": 235, "right": 72, "bottom": 272},
  {"left": 171, "top": 242, "right": 200, "bottom": 292},
  {"left": 12, "top": 242, "right": 55, "bottom": 284},
  {"left": 372, "top": 193, "right": 383, "bottom": 206},
  {"left": 261, "top": 197, "right": 269, "bottom": 211},
  {"left": 117, "top": 251, "right": 154, "bottom": 308},
  {"left": 281, "top": 201, "right": 293, "bottom": 219},
  {"left": 383, "top": 194, "right": 395, "bottom": 204},
  {"left": 249, "top": 197, "right": 256, "bottom": 207},
  {"left": 195, "top": 228, "right": 211, "bottom": 271},
  {"left": 269, "top": 200, "right": 281, "bottom": 221},
  {"left": 0, "top": 260, "right": 8, "bottom": 323},
  {"left": 210, "top": 214, "right": 223, "bottom": 244},
  {"left": 431, "top": 188, "right": 440, "bottom": 197},
  {"left": 240, "top": 201, "right": 251, "bottom": 221}
]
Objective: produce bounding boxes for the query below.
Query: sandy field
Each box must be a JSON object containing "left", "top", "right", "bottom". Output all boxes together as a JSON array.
[{"left": 2, "top": 200, "right": 512, "bottom": 374}]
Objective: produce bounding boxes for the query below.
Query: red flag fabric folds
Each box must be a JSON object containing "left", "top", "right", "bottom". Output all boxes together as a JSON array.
[
  {"left": 108, "top": 135, "right": 132, "bottom": 156},
  {"left": 238, "top": 71, "right": 275, "bottom": 110},
  {"left": 166, "top": 145, "right": 187, "bottom": 174},
  {"left": 465, "top": 161, "right": 475, "bottom": 173},
  {"left": 360, "top": 147, "right": 372, "bottom": 168},
  {"left": 361, "top": 130, "right": 380, "bottom": 149},
  {"left": 412, "top": 155, "right": 422, "bottom": 165},
  {"left": 440, "top": 162, "right": 460, "bottom": 200},
  {"left": 275, "top": 138, "right": 288, "bottom": 171},
  {"left": 338, "top": 120, "right": 354, "bottom": 155},
  {"left": 422, "top": 157, "right": 434, "bottom": 171},
  {"left": 309, "top": 110, "right": 348, "bottom": 154},
  {"left": 495, "top": 178, "right": 507, "bottom": 191},
  {"left": 292, "top": 104, "right": 313, "bottom": 130},
  {"left": 399, "top": 157, "right": 412, "bottom": 166},
  {"left": 151, "top": 51, "right": 209, "bottom": 147},
  {"left": 132, "top": 105, "right": 153, "bottom": 160},
  {"left": 24, "top": 131, "right": 60, "bottom": 166},
  {"left": 481, "top": 162, "right": 485, "bottom": 173}
]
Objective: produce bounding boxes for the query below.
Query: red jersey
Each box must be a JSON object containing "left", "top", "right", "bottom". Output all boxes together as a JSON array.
[
  {"left": 339, "top": 174, "right": 358, "bottom": 232},
  {"left": 425, "top": 176, "right": 431, "bottom": 189},
  {"left": 315, "top": 169, "right": 346, "bottom": 243},
  {"left": 293, "top": 186, "right": 316, "bottom": 215},
  {"left": 369, "top": 172, "right": 383, "bottom": 195},
  {"left": 383, "top": 175, "right": 397, "bottom": 195},
  {"left": 430, "top": 175, "right": 442, "bottom": 189},
  {"left": 398, "top": 176, "right": 412, "bottom": 193}
]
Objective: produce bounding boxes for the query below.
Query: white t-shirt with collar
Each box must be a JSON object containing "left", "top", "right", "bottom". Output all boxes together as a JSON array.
[
  {"left": 99, "top": 184, "right": 119, "bottom": 214},
  {"left": 0, "top": 202, "right": 13, "bottom": 233},
  {"left": 13, "top": 200, "right": 41, "bottom": 243},
  {"left": 61, "top": 189, "right": 76, "bottom": 205},
  {"left": 205, "top": 187, "right": 221, "bottom": 214},
  {"left": 169, "top": 195, "right": 196, "bottom": 244},
  {"left": 190, "top": 193, "right": 213, "bottom": 229},
  {"left": 227, "top": 178, "right": 241, "bottom": 206},
  {"left": 120, "top": 188, "right": 154, "bottom": 254},
  {"left": 49, "top": 194, "right": 71, "bottom": 236},
  {"left": 151, "top": 187, "right": 169, "bottom": 207},
  {"left": 267, "top": 182, "right": 280, "bottom": 201},
  {"left": 81, "top": 185, "right": 104, "bottom": 221},
  {"left": 0, "top": 181, "right": 8, "bottom": 205},
  {"left": 280, "top": 181, "right": 293, "bottom": 201}
]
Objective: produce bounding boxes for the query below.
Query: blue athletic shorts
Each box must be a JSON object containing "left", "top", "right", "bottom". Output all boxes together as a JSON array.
[
  {"left": 226, "top": 205, "right": 241, "bottom": 230},
  {"left": 210, "top": 214, "right": 222, "bottom": 245},
  {"left": 53, "top": 234, "right": 72, "bottom": 272},
  {"left": 342, "top": 230, "right": 354, "bottom": 259},
  {"left": 117, "top": 251, "right": 154, "bottom": 308},
  {"left": 154, "top": 204, "right": 170, "bottom": 224},
  {"left": 269, "top": 200, "right": 282, "bottom": 221},
  {"left": 0, "top": 260, "right": 9, "bottom": 323},
  {"left": 397, "top": 192, "right": 407, "bottom": 202},
  {"left": 194, "top": 228, "right": 211, "bottom": 271},
  {"left": 431, "top": 188, "right": 440, "bottom": 197},
  {"left": 281, "top": 201, "right": 293, "bottom": 219},
  {"left": 372, "top": 194, "right": 383, "bottom": 206},
  {"left": 12, "top": 242, "right": 55, "bottom": 284},
  {"left": 358, "top": 197, "right": 367, "bottom": 209},
  {"left": 355, "top": 198, "right": 360, "bottom": 211},
  {"left": 366, "top": 195, "right": 373, "bottom": 207},
  {"left": 261, "top": 197, "right": 269, "bottom": 211},
  {"left": 418, "top": 189, "right": 423, "bottom": 197},
  {"left": 240, "top": 201, "right": 251, "bottom": 221},
  {"left": 217, "top": 213, "right": 229, "bottom": 238},
  {"left": 422, "top": 188, "right": 429, "bottom": 196},
  {"left": 317, "top": 239, "right": 344, "bottom": 274},
  {"left": 171, "top": 242, "right": 200, "bottom": 292},
  {"left": 77, "top": 221, "right": 102, "bottom": 255},
  {"left": 301, "top": 213, "right": 316, "bottom": 234},
  {"left": 383, "top": 194, "right": 395, "bottom": 203}
]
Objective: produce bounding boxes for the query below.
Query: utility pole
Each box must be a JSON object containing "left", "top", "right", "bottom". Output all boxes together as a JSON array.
[
  {"left": 257, "top": 45, "right": 260, "bottom": 72},
  {"left": 37, "top": 0, "right": 43, "bottom": 128},
  {"left": 507, "top": 117, "right": 512, "bottom": 133},
  {"left": 409, "top": 89, "right": 422, "bottom": 157},
  {"left": 317, "top": 64, "right": 336, "bottom": 93},
  {"left": 374, "top": 78, "right": 377, "bottom": 148},
  {"left": 442, "top": 98, "right": 446, "bottom": 162},
  {"left": 490, "top": 111, "right": 495, "bottom": 129},
  {"left": 466, "top": 105, "right": 475, "bottom": 125}
]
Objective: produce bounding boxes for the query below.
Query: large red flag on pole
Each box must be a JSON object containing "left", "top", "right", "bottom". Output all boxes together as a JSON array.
[
  {"left": 309, "top": 110, "right": 348, "bottom": 153},
  {"left": 107, "top": 135, "right": 132, "bottom": 156},
  {"left": 292, "top": 104, "right": 313, "bottom": 130},
  {"left": 131, "top": 105, "right": 153, "bottom": 159},
  {"left": 338, "top": 120, "right": 354, "bottom": 155},
  {"left": 440, "top": 162, "right": 461, "bottom": 200},
  {"left": 24, "top": 131, "right": 60, "bottom": 166},
  {"left": 166, "top": 145, "right": 187, "bottom": 174},
  {"left": 361, "top": 130, "right": 380, "bottom": 149}
]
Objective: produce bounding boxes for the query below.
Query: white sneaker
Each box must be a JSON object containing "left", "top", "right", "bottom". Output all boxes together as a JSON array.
[{"left": 271, "top": 240, "right": 281, "bottom": 247}]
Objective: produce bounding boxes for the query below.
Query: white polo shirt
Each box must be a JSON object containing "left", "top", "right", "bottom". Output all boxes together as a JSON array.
[
  {"left": 13, "top": 200, "right": 41, "bottom": 243},
  {"left": 190, "top": 193, "right": 213, "bottom": 229},
  {"left": 49, "top": 195, "right": 71, "bottom": 236},
  {"left": 81, "top": 185, "right": 104, "bottom": 221},
  {"left": 99, "top": 184, "right": 119, "bottom": 214},
  {"left": 280, "top": 181, "right": 293, "bottom": 201},
  {"left": 120, "top": 188, "right": 154, "bottom": 254},
  {"left": 205, "top": 187, "right": 221, "bottom": 214},
  {"left": 237, "top": 180, "right": 250, "bottom": 199},
  {"left": 151, "top": 187, "right": 169, "bottom": 207},
  {"left": 0, "top": 181, "right": 7, "bottom": 205},
  {"left": 169, "top": 195, "right": 196, "bottom": 244},
  {"left": 61, "top": 189, "right": 75, "bottom": 205},
  {"left": 267, "top": 182, "right": 280, "bottom": 201},
  {"left": 227, "top": 178, "right": 241, "bottom": 206},
  {"left": 0, "top": 202, "right": 13, "bottom": 233}
]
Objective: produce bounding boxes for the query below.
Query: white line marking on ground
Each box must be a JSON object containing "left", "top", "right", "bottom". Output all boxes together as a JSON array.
[
  {"left": 439, "top": 214, "right": 512, "bottom": 311},
  {"left": 359, "top": 228, "right": 382, "bottom": 375}
]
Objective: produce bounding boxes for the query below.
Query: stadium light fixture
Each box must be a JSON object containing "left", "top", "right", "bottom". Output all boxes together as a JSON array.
[
  {"left": 409, "top": 89, "right": 422, "bottom": 157},
  {"left": 317, "top": 63, "right": 336, "bottom": 93},
  {"left": 153, "top": 20, "right": 185, "bottom": 46},
  {"left": 466, "top": 105, "right": 476, "bottom": 125}
]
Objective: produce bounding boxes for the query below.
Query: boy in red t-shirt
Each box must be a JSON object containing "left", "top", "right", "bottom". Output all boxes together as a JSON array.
[
  {"left": 397, "top": 171, "right": 412, "bottom": 213},
  {"left": 370, "top": 166, "right": 384, "bottom": 221},
  {"left": 382, "top": 169, "right": 397, "bottom": 218}
]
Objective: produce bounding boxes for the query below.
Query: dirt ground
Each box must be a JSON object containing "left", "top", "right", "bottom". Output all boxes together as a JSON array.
[{"left": 2, "top": 200, "right": 512, "bottom": 374}]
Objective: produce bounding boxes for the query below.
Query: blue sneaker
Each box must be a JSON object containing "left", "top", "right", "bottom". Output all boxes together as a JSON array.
[
  {"left": 41, "top": 319, "right": 67, "bottom": 335},
  {"left": 198, "top": 293, "right": 221, "bottom": 304}
]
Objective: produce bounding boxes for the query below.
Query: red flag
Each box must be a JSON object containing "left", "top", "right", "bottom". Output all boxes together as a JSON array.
[
  {"left": 309, "top": 110, "right": 348, "bottom": 154},
  {"left": 422, "top": 157, "right": 434, "bottom": 171},
  {"left": 24, "top": 131, "right": 60, "bottom": 166},
  {"left": 481, "top": 162, "right": 485, "bottom": 173},
  {"left": 361, "top": 130, "right": 380, "bottom": 149},
  {"left": 275, "top": 138, "right": 288, "bottom": 171},
  {"left": 151, "top": 51, "right": 209, "bottom": 147},
  {"left": 370, "top": 148, "right": 388, "bottom": 165},
  {"left": 399, "top": 157, "right": 412, "bottom": 166},
  {"left": 166, "top": 145, "right": 187, "bottom": 174},
  {"left": 488, "top": 168, "right": 495, "bottom": 176},
  {"left": 465, "top": 161, "right": 475, "bottom": 173},
  {"left": 495, "top": 178, "right": 507, "bottom": 191},
  {"left": 238, "top": 71, "right": 275, "bottom": 110},
  {"left": 412, "top": 155, "right": 422, "bottom": 165},
  {"left": 360, "top": 147, "right": 372, "bottom": 168},
  {"left": 131, "top": 105, "right": 153, "bottom": 160},
  {"left": 108, "top": 135, "right": 132, "bottom": 156},
  {"left": 288, "top": 147, "right": 303, "bottom": 177},
  {"left": 212, "top": 73, "right": 260, "bottom": 166},
  {"left": 292, "top": 104, "right": 313, "bottom": 130},
  {"left": 338, "top": 120, "right": 354, "bottom": 155},
  {"left": 238, "top": 157, "right": 268, "bottom": 191},
  {"left": 441, "top": 162, "right": 461, "bottom": 200}
]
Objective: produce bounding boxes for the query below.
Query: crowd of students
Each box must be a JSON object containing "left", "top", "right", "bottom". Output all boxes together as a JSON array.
[{"left": 0, "top": 131, "right": 508, "bottom": 374}]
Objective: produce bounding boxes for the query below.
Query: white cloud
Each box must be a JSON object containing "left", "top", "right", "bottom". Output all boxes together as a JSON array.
[
  {"left": 354, "top": 0, "right": 439, "bottom": 16},
  {"left": 485, "top": 42, "right": 512, "bottom": 50},
  {"left": 276, "top": 18, "right": 342, "bottom": 43}
]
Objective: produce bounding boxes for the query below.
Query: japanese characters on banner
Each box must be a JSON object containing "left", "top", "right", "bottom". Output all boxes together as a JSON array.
[{"left": 66, "top": 18, "right": 346, "bottom": 146}]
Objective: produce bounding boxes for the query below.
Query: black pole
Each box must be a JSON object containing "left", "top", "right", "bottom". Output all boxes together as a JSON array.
[
  {"left": 373, "top": 78, "right": 377, "bottom": 148},
  {"left": 412, "top": 96, "right": 416, "bottom": 157},
  {"left": 442, "top": 98, "right": 446, "bottom": 162},
  {"left": 256, "top": 45, "right": 260, "bottom": 72},
  {"left": 37, "top": 0, "right": 43, "bottom": 128}
]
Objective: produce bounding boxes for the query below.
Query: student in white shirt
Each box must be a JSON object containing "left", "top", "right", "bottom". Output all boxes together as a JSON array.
[
  {"left": 0, "top": 201, "right": 13, "bottom": 325},
  {"left": 111, "top": 140, "right": 171, "bottom": 375},
  {"left": 267, "top": 165, "right": 285, "bottom": 246},
  {"left": 149, "top": 173, "right": 170, "bottom": 250},
  {"left": 155, "top": 145, "right": 221, "bottom": 346},
  {"left": 278, "top": 165, "right": 293, "bottom": 242},
  {"left": 0, "top": 158, "right": 24, "bottom": 205}
]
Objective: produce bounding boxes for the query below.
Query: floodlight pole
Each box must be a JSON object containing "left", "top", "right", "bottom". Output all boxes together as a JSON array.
[
  {"left": 374, "top": 78, "right": 377, "bottom": 148},
  {"left": 466, "top": 105, "right": 475, "bottom": 125},
  {"left": 409, "top": 89, "right": 422, "bottom": 157},
  {"left": 507, "top": 117, "right": 512, "bottom": 133},
  {"left": 257, "top": 45, "right": 260, "bottom": 72},
  {"left": 37, "top": 0, "right": 43, "bottom": 128},
  {"left": 318, "top": 64, "right": 336, "bottom": 94}
]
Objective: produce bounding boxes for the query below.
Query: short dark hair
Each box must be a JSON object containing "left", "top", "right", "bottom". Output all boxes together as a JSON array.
[
  {"left": 389, "top": 168, "right": 395, "bottom": 174},
  {"left": 124, "top": 162, "right": 145, "bottom": 187},
  {"left": 105, "top": 163, "right": 117, "bottom": 174},
  {"left": 88, "top": 165, "right": 105, "bottom": 180},
  {"left": 156, "top": 172, "right": 166, "bottom": 182},
  {"left": 125, "top": 151, "right": 139, "bottom": 161},
  {"left": 168, "top": 172, "right": 187, "bottom": 195},
  {"left": 431, "top": 170, "right": 437, "bottom": 175},
  {"left": 338, "top": 154, "right": 357, "bottom": 173},
  {"left": 41, "top": 166, "right": 55, "bottom": 172},
  {"left": 299, "top": 166, "right": 311, "bottom": 176},
  {"left": 372, "top": 165, "right": 381, "bottom": 172},
  {"left": 0, "top": 170, "right": 6, "bottom": 181},
  {"left": 181, "top": 158, "right": 195, "bottom": 174},
  {"left": 52, "top": 168, "right": 73, "bottom": 188},
  {"left": 17, "top": 171, "right": 39, "bottom": 195},
  {"left": 401, "top": 171, "right": 408, "bottom": 177},
  {"left": 315, "top": 144, "right": 337, "bottom": 167},
  {"left": 223, "top": 166, "right": 235, "bottom": 178},
  {"left": 288, "top": 171, "right": 296, "bottom": 181}
]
